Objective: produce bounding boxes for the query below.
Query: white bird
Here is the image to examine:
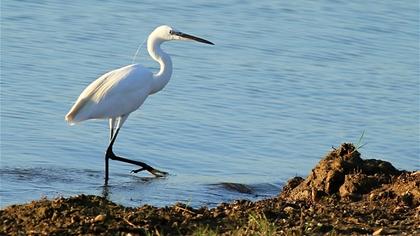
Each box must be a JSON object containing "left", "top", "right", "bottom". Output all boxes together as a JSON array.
[{"left": 65, "top": 25, "right": 214, "bottom": 185}]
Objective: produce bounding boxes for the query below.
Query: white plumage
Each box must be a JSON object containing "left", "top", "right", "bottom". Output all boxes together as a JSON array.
[{"left": 66, "top": 64, "right": 152, "bottom": 124}]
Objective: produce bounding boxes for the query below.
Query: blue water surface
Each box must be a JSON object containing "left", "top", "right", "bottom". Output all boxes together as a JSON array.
[{"left": 1, "top": 0, "right": 419, "bottom": 208}]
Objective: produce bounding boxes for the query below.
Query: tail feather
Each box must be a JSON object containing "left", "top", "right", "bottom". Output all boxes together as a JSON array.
[
  {"left": 65, "top": 97, "right": 90, "bottom": 125},
  {"left": 65, "top": 113, "right": 77, "bottom": 125}
]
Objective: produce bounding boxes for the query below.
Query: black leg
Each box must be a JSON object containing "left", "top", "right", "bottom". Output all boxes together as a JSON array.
[{"left": 104, "top": 128, "right": 167, "bottom": 184}]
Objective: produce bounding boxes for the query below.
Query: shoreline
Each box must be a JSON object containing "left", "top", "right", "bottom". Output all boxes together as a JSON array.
[{"left": 1, "top": 143, "right": 419, "bottom": 235}]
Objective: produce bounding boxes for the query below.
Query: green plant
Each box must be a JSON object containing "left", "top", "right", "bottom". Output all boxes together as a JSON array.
[
  {"left": 233, "top": 212, "right": 278, "bottom": 236},
  {"left": 351, "top": 130, "right": 367, "bottom": 154},
  {"left": 192, "top": 225, "right": 219, "bottom": 236}
]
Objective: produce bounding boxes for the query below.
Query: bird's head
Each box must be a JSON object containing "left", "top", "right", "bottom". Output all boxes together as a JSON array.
[{"left": 150, "top": 25, "right": 214, "bottom": 45}]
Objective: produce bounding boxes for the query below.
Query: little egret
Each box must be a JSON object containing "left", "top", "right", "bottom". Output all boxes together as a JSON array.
[{"left": 65, "top": 25, "right": 214, "bottom": 184}]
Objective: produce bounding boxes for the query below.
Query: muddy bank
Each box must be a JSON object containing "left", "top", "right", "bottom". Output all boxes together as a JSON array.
[{"left": 1, "top": 143, "right": 419, "bottom": 235}]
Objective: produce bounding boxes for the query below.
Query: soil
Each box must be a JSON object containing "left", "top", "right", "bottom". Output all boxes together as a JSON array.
[{"left": 1, "top": 143, "right": 419, "bottom": 235}]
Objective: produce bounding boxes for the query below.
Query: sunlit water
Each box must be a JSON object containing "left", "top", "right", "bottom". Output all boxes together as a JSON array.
[{"left": 1, "top": 1, "right": 419, "bottom": 208}]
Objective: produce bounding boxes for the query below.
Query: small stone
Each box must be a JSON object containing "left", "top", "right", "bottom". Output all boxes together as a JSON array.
[
  {"left": 369, "top": 193, "right": 376, "bottom": 201},
  {"left": 283, "top": 206, "right": 295, "bottom": 214},
  {"left": 71, "top": 215, "right": 80, "bottom": 224},
  {"left": 51, "top": 212, "right": 59, "bottom": 221},
  {"left": 372, "top": 228, "right": 384, "bottom": 235},
  {"left": 94, "top": 214, "right": 106, "bottom": 222}
]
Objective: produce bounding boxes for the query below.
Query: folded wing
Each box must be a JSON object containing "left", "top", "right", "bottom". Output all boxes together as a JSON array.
[{"left": 65, "top": 64, "right": 153, "bottom": 124}]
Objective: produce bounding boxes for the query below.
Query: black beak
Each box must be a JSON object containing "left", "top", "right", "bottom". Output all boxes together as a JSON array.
[{"left": 174, "top": 31, "right": 214, "bottom": 45}]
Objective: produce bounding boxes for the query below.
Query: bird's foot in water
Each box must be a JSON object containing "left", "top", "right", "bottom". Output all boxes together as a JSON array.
[
  {"left": 106, "top": 148, "right": 168, "bottom": 177},
  {"left": 131, "top": 167, "right": 168, "bottom": 177}
]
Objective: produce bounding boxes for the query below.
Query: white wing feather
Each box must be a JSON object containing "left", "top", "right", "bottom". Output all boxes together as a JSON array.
[{"left": 65, "top": 64, "right": 153, "bottom": 124}]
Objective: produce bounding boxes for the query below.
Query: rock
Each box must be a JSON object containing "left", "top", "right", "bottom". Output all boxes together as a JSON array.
[
  {"left": 372, "top": 228, "right": 384, "bottom": 235},
  {"left": 283, "top": 206, "right": 295, "bottom": 214},
  {"left": 51, "top": 212, "right": 59, "bottom": 221},
  {"left": 369, "top": 193, "right": 377, "bottom": 201},
  {"left": 93, "top": 214, "right": 106, "bottom": 222},
  {"left": 71, "top": 215, "right": 80, "bottom": 224}
]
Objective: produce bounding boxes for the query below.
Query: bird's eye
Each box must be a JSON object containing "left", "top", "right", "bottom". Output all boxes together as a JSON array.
[{"left": 169, "top": 30, "right": 174, "bottom": 35}]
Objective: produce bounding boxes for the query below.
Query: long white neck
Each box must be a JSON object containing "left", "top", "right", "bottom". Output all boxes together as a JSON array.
[{"left": 148, "top": 37, "right": 173, "bottom": 95}]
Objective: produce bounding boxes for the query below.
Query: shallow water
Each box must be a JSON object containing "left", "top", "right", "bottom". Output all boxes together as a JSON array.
[{"left": 1, "top": 1, "right": 419, "bottom": 208}]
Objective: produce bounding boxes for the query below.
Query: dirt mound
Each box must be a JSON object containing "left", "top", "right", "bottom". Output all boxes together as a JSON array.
[
  {"left": 279, "top": 143, "right": 414, "bottom": 202},
  {"left": 1, "top": 143, "right": 419, "bottom": 235}
]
